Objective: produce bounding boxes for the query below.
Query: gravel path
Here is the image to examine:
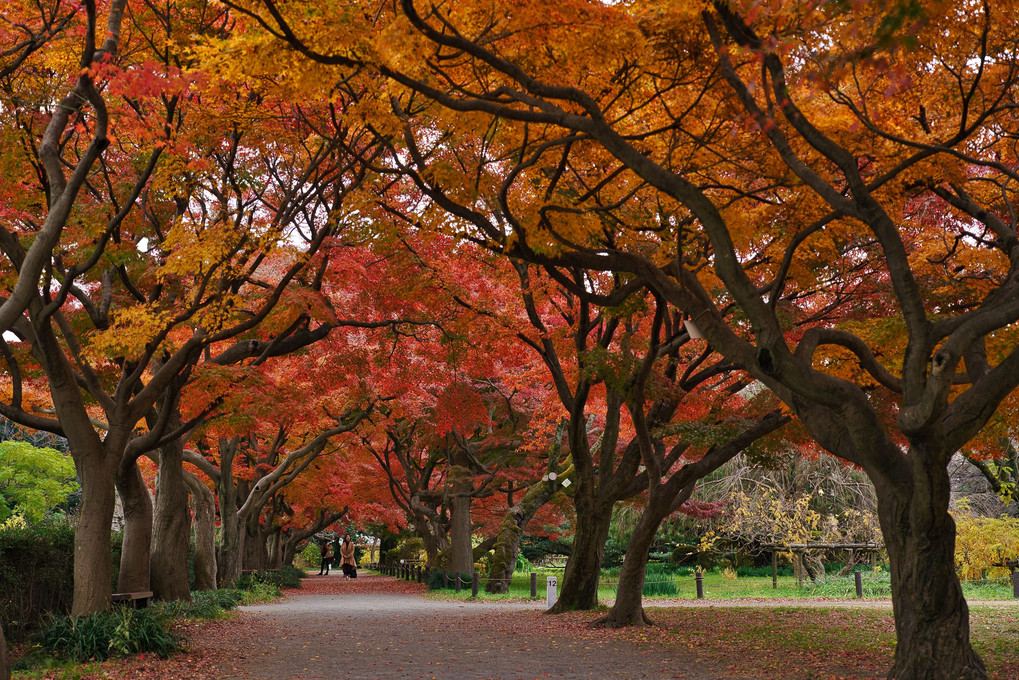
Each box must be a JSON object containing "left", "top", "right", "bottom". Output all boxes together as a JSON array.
[
  {"left": 210, "top": 573, "right": 1018, "bottom": 680},
  {"left": 212, "top": 574, "right": 732, "bottom": 680}
]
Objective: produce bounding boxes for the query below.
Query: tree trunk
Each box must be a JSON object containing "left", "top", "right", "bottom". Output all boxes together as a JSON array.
[
  {"left": 449, "top": 493, "right": 474, "bottom": 576},
  {"left": 150, "top": 435, "right": 192, "bottom": 601},
  {"left": 267, "top": 526, "right": 283, "bottom": 569},
  {"left": 593, "top": 503, "right": 664, "bottom": 627},
  {"left": 486, "top": 512, "right": 524, "bottom": 594},
  {"left": 486, "top": 475, "right": 563, "bottom": 594},
  {"left": 412, "top": 514, "right": 448, "bottom": 568},
  {"left": 217, "top": 509, "right": 244, "bottom": 587},
  {"left": 72, "top": 447, "right": 117, "bottom": 615},
  {"left": 185, "top": 471, "right": 217, "bottom": 591},
  {"left": 115, "top": 460, "right": 152, "bottom": 593},
  {"left": 216, "top": 438, "right": 242, "bottom": 587},
  {"left": 1, "top": 619, "right": 9, "bottom": 680},
  {"left": 280, "top": 530, "right": 301, "bottom": 567},
  {"left": 878, "top": 450, "right": 986, "bottom": 680},
  {"left": 243, "top": 517, "right": 269, "bottom": 571},
  {"left": 548, "top": 499, "right": 613, "bottom": 612}
]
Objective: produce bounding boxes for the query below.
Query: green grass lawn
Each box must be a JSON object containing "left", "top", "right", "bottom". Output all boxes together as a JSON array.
[{"left": 424, "top": 567, "right": 1018, "bottom": 602}]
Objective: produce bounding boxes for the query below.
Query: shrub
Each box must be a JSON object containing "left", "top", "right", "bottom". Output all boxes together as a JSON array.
[
  {"left": 234, "top": 566, "right": 303, "bottom": 591},
  {"left": 295, "top": 541, "right": 320, "bottom": 569},
  {"left": 383, "top": 548, "right": 402, "bottom": 565},
  {"left": 398, "top": 537, "right": 425, "bottom": 561},
  {"left": 38, "top": 607, "right": 184, "bottom": 662},
  {"left": 670, "top": 544, "right": 698, "bottom": 565},
  {"left": 426, "top": 568, "right": 447, "bottom": 590},
  {"left": 151, "top": 589, "right": 243, "bottom": 620},
  {"left": 0, "top": 519, "right": 74, "bottom": 641},
  {"left": 953, "top": 510, "right": 1019, "bottom": 580}
]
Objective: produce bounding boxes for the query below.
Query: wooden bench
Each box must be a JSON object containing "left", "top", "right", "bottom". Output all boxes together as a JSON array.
[{"left": 111, "top": 591, "right": 153, "bottom": 608}]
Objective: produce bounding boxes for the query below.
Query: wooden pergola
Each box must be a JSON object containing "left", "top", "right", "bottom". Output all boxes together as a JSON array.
[{"left": 763, "top": 542, "right": 883, "bottom": 587}]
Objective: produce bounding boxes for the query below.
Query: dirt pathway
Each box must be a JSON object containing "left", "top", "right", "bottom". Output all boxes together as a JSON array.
[{"left": 210, "top": 574, "right": 732, "bottom": 680}]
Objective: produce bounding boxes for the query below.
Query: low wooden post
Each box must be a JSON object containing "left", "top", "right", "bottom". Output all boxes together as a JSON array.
[
  {"left": 854, "top": 571, "right": 863, "bottom": 598},
  {"left": 530, "top": 572, "right": 537, "bottom": 598},
  {"left": 472, "top": 571, "right": 479, "bottom": 598},
  {"left": 455, "top": 571, "right": 462, "bottom": 593},
  {"left": 771, "top": 551, "right": 778, "bottom": 589},
  {"left": 695, "top": 571, "right": 704, "bottom": 599},
  {"left": 443, "top": 569, "right": 449, "bottom": 589},
  {"left": 1012, "top": 570, "right": 1019, "bottom": 599}
]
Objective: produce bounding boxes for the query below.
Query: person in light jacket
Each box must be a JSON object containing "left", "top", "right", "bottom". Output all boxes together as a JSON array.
[{"left": 339, "top": 534, "right": 357, "bottom": 578}]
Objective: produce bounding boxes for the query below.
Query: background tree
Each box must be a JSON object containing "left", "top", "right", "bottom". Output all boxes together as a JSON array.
[
  {"left": 0, "top": 0, "right": 380, "bottom": 610},
  {"left": 0, "top": 441, "right": 77, "bottom": 523},
  {"left": 701, "top": 450, "right": 883, "bottom": 581}
]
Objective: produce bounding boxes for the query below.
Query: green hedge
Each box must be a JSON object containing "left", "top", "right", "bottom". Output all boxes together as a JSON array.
[{"left": 0, "top": 520, "right": 75, "bottom": 641}]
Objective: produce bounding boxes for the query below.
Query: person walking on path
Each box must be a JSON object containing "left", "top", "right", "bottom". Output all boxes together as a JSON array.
[
  {"left": 339, "top": 533, "right": 357, "bottom": 578},
  {"left": 317, "top": 540, "right": 332, "bottom": 576}
]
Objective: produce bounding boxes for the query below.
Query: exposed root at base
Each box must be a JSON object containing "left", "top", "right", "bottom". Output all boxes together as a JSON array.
[{"left": 589, "top": 608, "right": 655, "bottom": 628}]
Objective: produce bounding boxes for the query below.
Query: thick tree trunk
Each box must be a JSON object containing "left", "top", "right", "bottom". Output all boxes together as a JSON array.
[
  {"left": 412, "top": 514, "right": 448, "bottom": 568},
  {"left": 486, "top": 476, "right": 563, "bottom": 594},
  {"left": 72, "top": 448, "right": 118, "bottom": 615},
  {"left": 185, "top": 471, "right": 217, "bottom": 591},
  {"left": 593, "top": 505, "right": 662, "bottom": 627},
  {"left": 548, "top": 499, "right": 613, "bottom": 612},
  {"left": 150, "top": 435, "right": 192, "bottom": 601},
  {"left": 449, "top": 494, "right": 474, "bottom": 576},
  {"left": 486, "top": 512, "right": 524, "bottom": 594},
  {"left": 1, "top": 619, "right": 9, "bottom": 680},
  {"left": 217, "top": 511, "right": 244, "bottom": 587},
  {"left": 878, "top": 451, "right": 986, "bottom": 680},
  {"left": 243, "top": 518, "right": 269, "bottom": 571},
  {"left": 115, "top": 460, "right": 152, "bottom": 593}
]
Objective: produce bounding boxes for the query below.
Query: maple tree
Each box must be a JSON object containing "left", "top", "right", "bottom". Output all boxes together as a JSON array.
[
  {"left": 181, "top": 351, "right": 372, "bottom": 585},
  {"left": 340, "top": 235, "right": 550, "bottom": 573},
  {"left": 221, "top": 0, "right": 1019, "bottom": 676},
  {"left": 0, "top": 0, "right": 387, "bottom": 613},
  {"left": 502, "top": 263, "right": 788, "bottom": 622}
]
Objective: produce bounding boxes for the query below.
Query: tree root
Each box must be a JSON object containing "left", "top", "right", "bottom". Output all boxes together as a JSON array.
[{"left": 589, "top": 608, "right": 655, "bottom": 628}]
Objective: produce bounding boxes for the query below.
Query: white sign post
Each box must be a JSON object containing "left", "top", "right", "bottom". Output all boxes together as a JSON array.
[{"left": 546, "top": 575, "right": 557, "bottom": 610}]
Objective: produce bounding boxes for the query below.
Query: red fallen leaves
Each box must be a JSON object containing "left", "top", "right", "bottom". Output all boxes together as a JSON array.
[
  {"left": 29, "top": 577, "right": 1018, "bottom": 680},
  {"left": 295, "top": 573, "right": 427, "bottom": 596}
]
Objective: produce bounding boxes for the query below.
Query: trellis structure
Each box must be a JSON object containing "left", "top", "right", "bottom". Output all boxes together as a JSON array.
[{"left": 763, "top": 542, "right": 883, "bottom": 587}]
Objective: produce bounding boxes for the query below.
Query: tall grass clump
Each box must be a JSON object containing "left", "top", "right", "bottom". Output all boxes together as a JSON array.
[
  {"left": 38, "top": 607, "right": 184, "bottom": 662},
  {"left": 642, "top": 566, "right": 680, "bottom": 597}
]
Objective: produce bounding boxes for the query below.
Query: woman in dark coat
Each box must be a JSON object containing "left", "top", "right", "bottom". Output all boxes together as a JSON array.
[{"left": 318, "top": 540, "right": 333, "bottom": 575}]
